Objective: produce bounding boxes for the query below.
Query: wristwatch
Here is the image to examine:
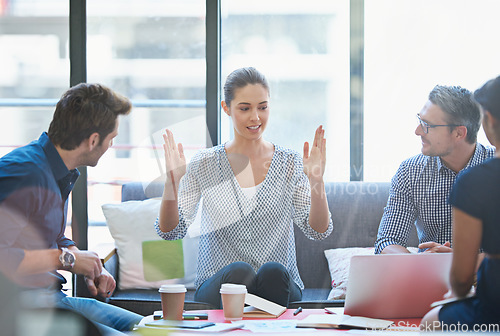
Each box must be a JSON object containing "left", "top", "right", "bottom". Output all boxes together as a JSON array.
[{"left": 59, "top": 247, "right": 76, "bottom": 269}]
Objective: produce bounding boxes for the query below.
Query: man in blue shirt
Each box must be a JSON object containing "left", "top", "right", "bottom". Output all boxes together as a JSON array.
[
  {"left": 0, "top": 83, "right": 142, "bottom": 335},
  {"left": 375, "top": 85, "right": 495, "bottom": 254}
]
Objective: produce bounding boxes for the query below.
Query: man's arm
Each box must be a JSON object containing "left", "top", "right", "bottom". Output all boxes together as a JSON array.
[
  {"left": 375, "top": 162, "right": 418, "bottom": 254},
  {"left": 16, "top": 246, "right": 113, "bottom": 297},
  {"left": 15, "top": 249, "right": 64, "bottom": 275},
  {"left": 380, "top": 244, "right": 411, "bottom": 254},
  {"left": 16, "top": 247, "right": 101, "bottom": 277}
]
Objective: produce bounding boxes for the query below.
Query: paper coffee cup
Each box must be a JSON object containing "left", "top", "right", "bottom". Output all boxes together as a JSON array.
[
  {"left": 220, "top": 284, "right": 247, "bottom": 321},
  {"left": 159, "top": 284, "right": 187, "bottom": 320}
]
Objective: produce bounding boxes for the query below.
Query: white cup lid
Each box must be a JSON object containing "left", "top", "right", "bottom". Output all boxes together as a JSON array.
[
  {"left": 159, "top": 284, "right": 187, "bottom": 293},
  {"left": 219, "top": 283, "right": 247, "bottom": 294}
]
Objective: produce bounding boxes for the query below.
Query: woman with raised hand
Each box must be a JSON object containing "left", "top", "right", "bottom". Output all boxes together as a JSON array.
[
  {"left": 156, "top": 67, "right": 332, "bottom": 308},
  {"left": 421, "top": 75, "right": 500, "bottom": 330}
]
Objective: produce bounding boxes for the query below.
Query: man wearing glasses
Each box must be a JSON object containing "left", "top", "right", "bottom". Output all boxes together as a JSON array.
[{"left": 375, "top": 85, "right": 495, "bottom": 254}]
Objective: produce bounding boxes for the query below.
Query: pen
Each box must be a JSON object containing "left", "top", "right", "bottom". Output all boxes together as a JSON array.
[
  {"left": 183, "top": 316, "right": 202, "bottom": 320},
  {"left": 293, "top": 307, "right": 303, "bottom": 316}
]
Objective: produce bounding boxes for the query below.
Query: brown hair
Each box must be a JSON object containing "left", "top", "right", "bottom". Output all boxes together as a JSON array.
[
  {"left": 223, "top": 67, "right": 269, "bottom": 107},
  {"left": 48, "top": 83, "right": 131, "bottom": 150}
]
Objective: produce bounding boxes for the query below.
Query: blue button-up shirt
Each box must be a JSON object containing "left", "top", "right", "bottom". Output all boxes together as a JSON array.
[
  {"left": 0, "top": 132, "right": 79, "bottom": 288},
  {"left": 375, "top": 143, "right": 495, "bottom": 254}
]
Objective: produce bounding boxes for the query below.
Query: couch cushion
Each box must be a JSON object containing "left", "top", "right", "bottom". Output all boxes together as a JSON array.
[{"left": 122, "top": 181, "right": 164, "bottom": 201}]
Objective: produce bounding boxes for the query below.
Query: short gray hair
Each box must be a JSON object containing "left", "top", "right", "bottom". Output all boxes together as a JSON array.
[{"left": 428, "top": 85, "right": 480, "bottom": 144}]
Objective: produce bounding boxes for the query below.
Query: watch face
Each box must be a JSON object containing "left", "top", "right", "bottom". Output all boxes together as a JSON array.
[{"left": 63, "top": 252, "right": 75, "bottom": 264}]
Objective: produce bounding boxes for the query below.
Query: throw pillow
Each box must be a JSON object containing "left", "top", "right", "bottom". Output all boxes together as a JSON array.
[
  {"left": 324, "top": 247, "right": 375, "bottom": 300},
  {"left": 102, "top": 199, "right": 198, "bottom": 290},
  {"left": 324, "top": 246, "right": 419, "bottom": 300}
]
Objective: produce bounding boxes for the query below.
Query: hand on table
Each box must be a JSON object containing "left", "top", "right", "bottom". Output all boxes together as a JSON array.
[{"left": 418, "top": 241, "right": 452, "bottom": 253}]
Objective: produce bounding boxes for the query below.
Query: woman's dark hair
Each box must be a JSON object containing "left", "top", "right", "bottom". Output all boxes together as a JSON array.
[
  {"left": 474, "top": 75, "right": 500, "bottom": 120},
  {"left": 48, "top": 83, "right": 131, "bottom": 150},
  {"left": 223, "top": 67, "right": 269, "bottom": 106}
]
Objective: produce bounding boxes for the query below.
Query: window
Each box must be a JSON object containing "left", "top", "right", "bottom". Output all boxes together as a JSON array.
[
  {"left": 364, "top": 0, "right": 496, "bottom": 181},
  {"left": 85, "top": 0, "right": 207, "bottom": 251},
  {"left": 0, "top": 0, "right": 69, "bottom": 155},
  {"left": 221, "top": 0, "right": 351, "bottom": 181}
]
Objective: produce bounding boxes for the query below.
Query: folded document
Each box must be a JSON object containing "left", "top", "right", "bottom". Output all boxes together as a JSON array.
[{"left": 297, "top": 314, "right": 393, "bottom": 330}]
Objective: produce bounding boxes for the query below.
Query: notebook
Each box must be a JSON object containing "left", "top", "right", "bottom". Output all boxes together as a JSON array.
[
  {"left": 243, "top": 293, "right": 287, "bottom": 318},
  {"left": 343, "top": 253, "right": 452, "bottom": 319}
]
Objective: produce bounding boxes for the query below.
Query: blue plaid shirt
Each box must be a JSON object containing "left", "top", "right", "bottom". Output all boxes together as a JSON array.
[{"left": 375, "top": 143, "right": 495, "bottom": 254}]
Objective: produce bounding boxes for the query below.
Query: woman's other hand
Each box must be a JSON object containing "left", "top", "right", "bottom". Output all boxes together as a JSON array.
[
  {"left": 163, "top": 129, "right": 186, "bottom": 198},
  {"left": 303, "top": 125, "right": 326, "bottom": 183}
]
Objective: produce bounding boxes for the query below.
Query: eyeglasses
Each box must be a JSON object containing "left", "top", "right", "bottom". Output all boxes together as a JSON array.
[{"left": 416, "top": 114, "right": 462, "bottom": 134}]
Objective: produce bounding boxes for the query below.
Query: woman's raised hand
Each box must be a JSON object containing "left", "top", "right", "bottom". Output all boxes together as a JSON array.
[
  {"left": 303, "top": 125, "right": 326, "bottom": 182},
  {"left": 163, "top": 129, "right": 186, "bottom": 198}
]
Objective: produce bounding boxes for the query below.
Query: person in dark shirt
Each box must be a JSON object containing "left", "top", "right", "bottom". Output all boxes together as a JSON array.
[
  {"left": 0, "top": 83, "right": 142, "bottom": 335},
  {"left": 421, "top": 75, "right": 500, "bottom": 329}
]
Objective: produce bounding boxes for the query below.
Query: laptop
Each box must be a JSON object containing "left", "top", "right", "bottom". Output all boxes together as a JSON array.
[{"left": 344, "top": 253, "right": 452, "bottom": 319}]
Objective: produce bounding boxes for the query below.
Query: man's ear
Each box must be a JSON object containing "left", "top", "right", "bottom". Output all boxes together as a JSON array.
[
  {"left": 454, "top": 125, "right": 467, "bottom": 141},
  {"left": 87, "top": 132, "right": 100, "bottom": 151}
]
